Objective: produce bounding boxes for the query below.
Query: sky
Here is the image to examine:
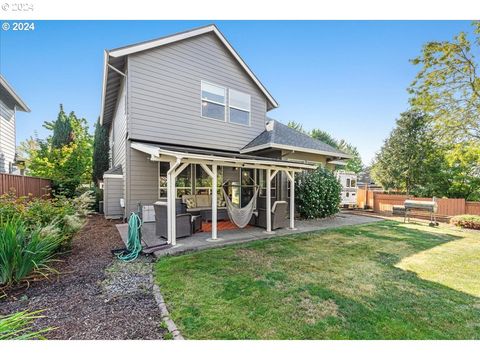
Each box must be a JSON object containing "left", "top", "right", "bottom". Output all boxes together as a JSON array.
[{"left": 0, "top": 20, "right": 472, "bottom": 164}]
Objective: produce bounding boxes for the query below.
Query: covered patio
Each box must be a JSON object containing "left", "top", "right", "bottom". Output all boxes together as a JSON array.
[
  {"left": 117, "top": 212, "right": 382, "bottom": 257},
  {"left": 124, "top": 141, "right": 319, "bottom": 247}
]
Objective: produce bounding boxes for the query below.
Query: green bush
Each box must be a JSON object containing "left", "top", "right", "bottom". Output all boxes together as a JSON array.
[
  {"left": 0, "top": 191, "right": 93, "bottom": 245},
  {"left": 0, "top": 310, "right": 51, "bottom": 340},
  {"left": 0, "top": 218, "right": 63, "bottom": 286},
  {"left": 451, "top": 215, "right": 480, "bottom": 230},
  {"left": 295, "top": 166, "right": 342, "bottom": 219}
]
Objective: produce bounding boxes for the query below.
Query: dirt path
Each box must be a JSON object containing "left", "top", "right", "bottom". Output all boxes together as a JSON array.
[{"left": 1, "top": 214, "right": 166, "bottom": 340}]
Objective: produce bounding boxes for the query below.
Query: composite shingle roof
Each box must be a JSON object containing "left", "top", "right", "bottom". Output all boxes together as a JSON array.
[{"left": 242, "top": 119, "right": 350, "bottom": 158}]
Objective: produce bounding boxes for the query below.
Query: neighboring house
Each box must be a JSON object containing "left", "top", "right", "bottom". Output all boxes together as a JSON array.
[
  {"left": 100, "top": 24, "right": 350, "bottom": 243},
  {"left": 0, "top": 75, "right": 30, "bottom": 174}
]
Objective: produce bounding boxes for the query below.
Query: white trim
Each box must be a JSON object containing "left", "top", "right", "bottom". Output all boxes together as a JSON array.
[
  {"left": 241, "top": 143, "right": 353, "bottom": 159},
  {"left": 103, "top": 174, "right": 124, "bottom": 179},
  {"left": 0, "top": 75, "right": 30, "bottom": 112},
  {"left": 130, "top": 142, "right": 316, "bottom": 171},
  {"left": 99, "top": 50, "right": 109, "bottom": 125},
  {"left": 107, "top": 24, "right": 278, "bottom": 109}
]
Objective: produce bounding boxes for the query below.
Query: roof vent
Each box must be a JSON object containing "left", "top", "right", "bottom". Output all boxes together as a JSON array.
[{"left": 265, "top": 120, "right": 275, "bottom": 132}]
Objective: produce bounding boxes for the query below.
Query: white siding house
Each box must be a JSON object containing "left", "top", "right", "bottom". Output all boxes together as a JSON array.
[{"left": 0, "top": 75, "right": 30, "bottom": 173}]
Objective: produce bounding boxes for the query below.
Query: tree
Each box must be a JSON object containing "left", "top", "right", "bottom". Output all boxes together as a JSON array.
[
  {"left": 92, "top": 117, "right": 110, "bottom": 184},
  {"left": 409, "top": 21, "right": 480, "bottom": 143},
  {"left": 310, "top": 129, "right": 338, "bottom": 148},
  {"left": 27, "top": 105, "right": 93, "bottom": 197},
  {"left": 337, "top": 140, "right": 364, "bottom": 174},
  {"left": 287, "top": 120, "right": 306, "bottom": 133},
  {"left": 371, "top": 110, "right": 447, "bottom": 196},
  {"left": 287, "top": 122, "right": 364, "bottom": 173}
]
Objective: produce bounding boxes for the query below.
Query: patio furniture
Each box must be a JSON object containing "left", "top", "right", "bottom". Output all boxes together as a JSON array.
[
  {"left": 154, "top": 200, "right": 192, "bottom": 239},
  {"left": 182, "top": 194, "right": 229, "bottom": 222},
  {"left": 191, "top": 214, "right": 203, "bottom": 233},
  {"left": 257, "top": 201, "right": 288, "bottom": 230}
]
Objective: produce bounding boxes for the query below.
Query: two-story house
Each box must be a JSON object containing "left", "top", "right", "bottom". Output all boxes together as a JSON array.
[
  {"left": 0, "top": 75, "right": 30, "bottom": 174},
  {"left": 100, "top": 24, "right": 350, "bottom": 244}
]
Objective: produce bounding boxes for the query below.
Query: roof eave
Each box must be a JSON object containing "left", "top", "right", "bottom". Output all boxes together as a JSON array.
[
  {"left": 0, "top": 75, "right": 30, "bottom": 112},
  {"left": 99, "top": 50, "right": 109, "bottom": 126},
  {"left": 241, "top": 143, "right": 353, "bottom": 159},
  {"left": 104, "top": 24, "right": 278, "bottom": 110}
]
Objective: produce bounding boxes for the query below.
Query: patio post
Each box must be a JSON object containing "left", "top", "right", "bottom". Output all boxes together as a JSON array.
[
  {"left": 286, "top": 170, "right": 296, "bottom": 230},
  {"left": 211, "top": 164, "right": 218, "bottom": 240},
  {"left": 266, "top": 168, "right": 273, "bottom": 233}
]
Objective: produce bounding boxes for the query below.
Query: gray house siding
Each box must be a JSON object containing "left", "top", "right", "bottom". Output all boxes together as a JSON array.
[
  {"left": 125, "top": 144, "right": 159, "bottom": 215},
  {"left": 104, "top": 176, "right": 124, "bottom": 218},
  {"left": 127, "top": 32, "right": 268, "bottom": 152},
  {"left": 0, "top": 98, "right": 16, "bottom": 173}
]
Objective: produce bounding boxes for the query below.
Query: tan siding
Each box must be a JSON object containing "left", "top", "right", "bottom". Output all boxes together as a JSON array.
[{"left": 104, "top": 177, "right": 124, "bottom": 218}]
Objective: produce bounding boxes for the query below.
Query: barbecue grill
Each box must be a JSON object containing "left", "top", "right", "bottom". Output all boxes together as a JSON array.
[{"left": 404, "top": 198, "right": 439, "bottom": 226}]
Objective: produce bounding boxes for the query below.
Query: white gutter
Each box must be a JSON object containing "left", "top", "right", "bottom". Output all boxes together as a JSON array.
[{"left": 241, "top": 143, "right": 353, "bottom": 159}]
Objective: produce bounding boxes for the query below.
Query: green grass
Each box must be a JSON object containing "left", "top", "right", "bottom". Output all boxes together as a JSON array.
[{"left": 155, "top": 220, "right": 480, "bottom": 339}]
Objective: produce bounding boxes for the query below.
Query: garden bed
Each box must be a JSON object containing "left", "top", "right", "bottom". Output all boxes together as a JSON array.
[{"left": 1, "top": 214, "right": 166, "bottom": 339}]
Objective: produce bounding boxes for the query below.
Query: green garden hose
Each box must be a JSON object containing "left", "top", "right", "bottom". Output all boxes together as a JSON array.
[{"left": 116, "top": 212, "right": 143, "bottom": 262}]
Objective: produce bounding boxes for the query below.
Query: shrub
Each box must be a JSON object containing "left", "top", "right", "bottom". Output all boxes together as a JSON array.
[
  {"left": 295, "top": 166, "right": 342, "bottom": 219},
  {"left": 0, "top": 218, "right": 63, "bottom": 286},
  {"left": 0, "top": 310, "right": 51, "bottom": 340},
  {"left": 451, "top": 215, "right": 480, "bottom": 230}
]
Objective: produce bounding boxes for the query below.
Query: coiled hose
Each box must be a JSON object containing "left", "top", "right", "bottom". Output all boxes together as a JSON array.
[{"left": 115, "top": 212, "right": 143, "bottom": 262}]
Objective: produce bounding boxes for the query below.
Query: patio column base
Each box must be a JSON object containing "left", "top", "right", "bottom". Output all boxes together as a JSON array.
[
  {"left": 288, "top": 227, "right": 298, "bottom": 231},
  {"left": 206, "top": 237, "right": 224, "bottom": 242},
  {"left": 262, "top": 230, "right": 276, "bottom": 235}
]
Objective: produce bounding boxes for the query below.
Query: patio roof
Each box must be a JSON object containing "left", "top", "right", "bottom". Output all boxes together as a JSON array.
[{"left": 131, "top": 142, "right": 317, "bottom": 171}]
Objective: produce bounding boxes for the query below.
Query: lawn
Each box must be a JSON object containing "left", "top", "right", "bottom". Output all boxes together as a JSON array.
[{"left": 155, "top": 220, "right": 480, "bottom": 339}]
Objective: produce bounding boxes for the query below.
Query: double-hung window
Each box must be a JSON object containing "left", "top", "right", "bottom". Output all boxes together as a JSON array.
[
  {"left": 201, "top": 82, "right": 226, "bottom": 121},
  {"left": 229, "top": 89, "right": 251, "bottom": 126}
]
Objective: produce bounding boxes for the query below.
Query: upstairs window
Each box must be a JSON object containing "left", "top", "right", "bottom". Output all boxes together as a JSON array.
[
  {"left": 229, "top": 89, "right": 251, "bottom": 126},
  {"left": 201, "top": 82, "right": 226, "bottom": 121}
]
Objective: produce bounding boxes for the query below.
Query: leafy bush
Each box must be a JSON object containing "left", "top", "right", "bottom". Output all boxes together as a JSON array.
[
  {"left": 0, "top": 218, "right": 63, "bottom": 286},
  {"left": 295, "top": 166, "right": 342, "bottom": 219},
  {"left": 0, "top": 191, "right": 93, "bottom": 245},
  {"left": 451, "top": 215, "right": 480, "bottom": 230},
  {"left": 0, "top": 310, "right": 51, "bottom": 340}
]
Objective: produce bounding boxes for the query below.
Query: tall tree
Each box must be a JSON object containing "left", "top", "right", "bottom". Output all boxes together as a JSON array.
[
  {"left": 27, "top": 106, "right": 93, "bottom": 197},
  {"left": 409, "top": 21, "right": 480, "bottom": 143},
  {"left": 287, "top": 120, "right": 306, "bottom": 133},
  {"left": 287, "top": 121, "right": 364, "bottom": 173},
  {"left": 371, "top": 110, "right": 447, "bottom": 195},
  {"left": 92, "top": 117, "right": 110, "bottom": 184},
  {"left": 310, "top": 129, "right": 338, "bottom": 148}
]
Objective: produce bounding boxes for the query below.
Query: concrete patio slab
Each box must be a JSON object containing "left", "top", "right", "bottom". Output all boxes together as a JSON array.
[{"left": 116, "top": 212, "right": 383, "bottom": 258}]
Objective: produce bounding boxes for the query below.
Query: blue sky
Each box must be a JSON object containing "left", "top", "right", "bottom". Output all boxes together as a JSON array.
[{"left": 0, "top": 20, "right": 472, "bottom": 163}]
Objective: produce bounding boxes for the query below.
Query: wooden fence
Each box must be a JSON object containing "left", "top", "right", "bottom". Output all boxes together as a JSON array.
[
  {"left": 0, "top": 173, "right": 52, "bottom": 198},
  {"left": 356, "top": 186, "right": 480, "bottom": 218}
]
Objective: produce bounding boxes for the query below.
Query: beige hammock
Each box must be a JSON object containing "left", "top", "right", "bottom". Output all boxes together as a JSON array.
[{"left": 221, "top": 187, "right": 259, "bottom": 228}]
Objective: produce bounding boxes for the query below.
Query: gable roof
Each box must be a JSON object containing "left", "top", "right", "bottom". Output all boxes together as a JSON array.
[
  {"left": 0, "top": 75, "right": 30, "bottom": 112},
  {"left": 100, "top": 24, "right": 278, "bottom": 125},
  {"left": 241, "top": 119, "right": 352, "bottom": 159}
]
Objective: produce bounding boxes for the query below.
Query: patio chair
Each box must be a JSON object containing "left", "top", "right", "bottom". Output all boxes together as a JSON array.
[
  {"left": 154, "top": 199, "right": 192, "bottom": 239},
  {"left": 257, "top": 200, "right": 289, "bottom": 230}
]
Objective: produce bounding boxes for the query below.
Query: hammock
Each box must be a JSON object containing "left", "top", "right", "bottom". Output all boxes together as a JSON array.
[{"left": 221, "top": 187, "right": 259, "bottom": 228}]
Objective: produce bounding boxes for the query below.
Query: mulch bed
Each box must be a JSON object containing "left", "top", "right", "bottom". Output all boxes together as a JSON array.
[{"left": 0, "top": 214, "right": 166, "bottom": 340}]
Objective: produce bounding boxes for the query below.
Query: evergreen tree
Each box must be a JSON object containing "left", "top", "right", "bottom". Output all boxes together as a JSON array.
[
  {"left": 311, "top": 129, "right": 338, "bottom": 148},
  {"left": 92, "top": 117, "right": 110, "bottom": 184}
]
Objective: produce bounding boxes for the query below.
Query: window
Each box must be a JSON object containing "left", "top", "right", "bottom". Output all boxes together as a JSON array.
[
  {"left": 195, "top": 165, "right": 223, "bottom": 195},
  {"left": 201, "top": 82, "right": 226, "bottom": 121},
  {"left": 351, "top": 179, "right": 356, "bottom": 188},
  {"left": 229, "top": 89, "right": 250, "bottom": 125},
  {"left": 158, "top": 163, "right": 193, "bottom": 198},
  {"left": 258, "top": 169, "right": 276, "bottom": 198},
  {"left": 346, "top": 178, "right": 351, "bottom": 187}
]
